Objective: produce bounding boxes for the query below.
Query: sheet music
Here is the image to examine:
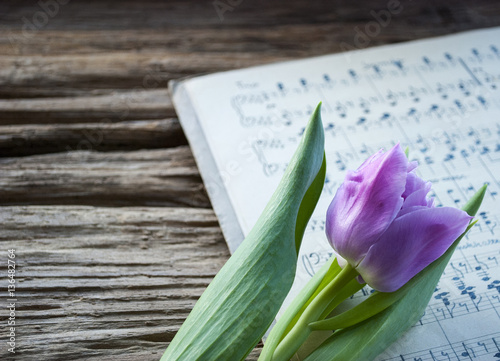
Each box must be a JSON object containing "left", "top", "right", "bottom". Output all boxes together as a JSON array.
[{"left": 172, "top": 27, "right": 500, "bottom": 360}]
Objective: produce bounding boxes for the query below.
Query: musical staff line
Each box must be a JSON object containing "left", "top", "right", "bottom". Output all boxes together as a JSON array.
[{"left": 382, "top": 332, "right": 500, "bottom": 361}]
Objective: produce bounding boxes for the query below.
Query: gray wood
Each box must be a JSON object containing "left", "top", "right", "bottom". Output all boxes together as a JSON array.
[
  {"left": 0, "top": 52, "right": 287, "bottom": 98},
  {"left": 2, "top": 1, "right": 499, "bottom": 98},
  {"left": 0, "top": 89, "right": 174, "bottom": 124},
  {"left": 1, "top": 0, "right": 500, "bottom": 360},
  {"left": 0, "top": 205, "right": 266, "bottom": 360},
  {"left": 0, "top": 119, "right": 187, "bottom": 157},
  {"left": 0, "top": 147, "right": 210, "bottom": 208},
  {"left": 1, "top": 0, "right": 498, "bottom": 31}
]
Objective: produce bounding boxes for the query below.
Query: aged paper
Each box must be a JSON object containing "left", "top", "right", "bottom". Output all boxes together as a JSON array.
[{"left": 172, "top": 27, "right": 500, "bottom": 360}]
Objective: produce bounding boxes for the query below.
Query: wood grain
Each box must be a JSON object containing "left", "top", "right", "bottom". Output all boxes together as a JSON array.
[
  {"left": 2, "top": 1, "right": 499, "bottom": 98},
  {"left": 0, "top": 118, "right": 186, "bottom": 157},
  {"left": 0, "top": 205, "right": 231, "bottom": 360},
  {"left": 0, "top": 89, "right": 174, "bottom": 122},
  {"left": 0, "top": 146, "right": 210, "bottom": 208},
  {"left": 1, "top": 0, "right": 500, "bottom": 360},
  {"left": 0, "top": 52, "right": 290, "bottom": 98},
  {"left": 1, "top": 0, "right": 498, "bottom": 30}
]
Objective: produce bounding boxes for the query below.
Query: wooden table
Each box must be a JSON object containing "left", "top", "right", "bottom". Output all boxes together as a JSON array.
[{"left": 1, "top": 1, "right": 500, "bottom": 360}]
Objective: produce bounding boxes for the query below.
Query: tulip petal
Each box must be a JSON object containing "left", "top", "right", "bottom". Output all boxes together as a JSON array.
[
  {"left": 357, "top": 149, "right": 384, "bottom": 171},
  {"left": 396, "top": 205, "right": 427, "bottom": 218},
  {"left": 357, "top": 207, "right": 472, "bottom": 292},
  {"left": 407, "top": 160, "right": 418, "bottom": 172},
  {"left": 326, "top": 144, "right": 408, "bottom": 265},
  {"left": 400, "top": 188, "right": 431, "bottom": 210},
  {"left": 402, "top": 172, "right": 430, "bottom": 201},
  {"left": 427, "top": 197, "right": 435, "bottom": 207}
]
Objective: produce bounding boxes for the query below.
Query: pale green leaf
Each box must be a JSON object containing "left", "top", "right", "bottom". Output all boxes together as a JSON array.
[{"left": 161, "top": 103, "right": 326, "bottom": 361}]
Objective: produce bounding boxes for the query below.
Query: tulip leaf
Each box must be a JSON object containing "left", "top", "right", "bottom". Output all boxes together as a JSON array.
[
  {"left": 259, "top": 152, "right": 327, "bottom": 361},
  {"left": 161, "top": 103, "right": 325, "bottom": 361},
  {"left": 303, "top": 185, "right": 487, "bottom": 361},
  {"left": 310, "top": 283, "right": 409, "bottom": 331},
  {"left": 296, "top": 154, "right": 326, "bottom": 253}
]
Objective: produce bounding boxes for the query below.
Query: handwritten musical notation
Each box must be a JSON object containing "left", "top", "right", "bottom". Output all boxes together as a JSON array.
[
  {"left": 384, "top": 332, "right": 500, "bottom": 361},
  {"left": 179, "top": 27, "right": 500, "bottom": 360}
]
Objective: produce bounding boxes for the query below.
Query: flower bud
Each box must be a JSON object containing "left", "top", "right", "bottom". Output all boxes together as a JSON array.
[{"left": 326, "top": 144, "right": 472, "bottom": 292}]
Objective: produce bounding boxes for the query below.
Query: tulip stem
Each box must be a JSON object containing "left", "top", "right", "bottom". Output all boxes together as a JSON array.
[{"left": 270, "top": 263, "right": 359, "bottom": 361}]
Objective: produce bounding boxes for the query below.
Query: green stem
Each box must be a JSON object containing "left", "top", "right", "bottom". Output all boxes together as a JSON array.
[
  {"left": 318, "top": 278, "right": 365, "bottom": 320},
  {"left": 270, "top": 264, "right": 359, "bottom": 361},
  {"left": 258, "top": 257, "right": 339, "bottom": 361},
  {"left": 280, "top": 258, "right": 342, "bottom": 340}
]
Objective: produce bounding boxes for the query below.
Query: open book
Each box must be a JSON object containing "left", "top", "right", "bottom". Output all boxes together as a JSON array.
[{"left": 170, "top": 27, "right": 500, "bottom": 360}]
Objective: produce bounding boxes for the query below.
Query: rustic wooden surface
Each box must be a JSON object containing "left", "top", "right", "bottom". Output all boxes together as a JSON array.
[{"left": 1, "top": 1, "right": 500, "bottom": 360}]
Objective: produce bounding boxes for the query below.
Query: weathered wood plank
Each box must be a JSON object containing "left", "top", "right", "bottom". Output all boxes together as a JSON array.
[
  {"left": 6, "top": 22, "right": 499, "bottom": 58},
  {"left": 1, "top": 1, "right": 499, "bottom": 360},
  {"left": 0, "top": 119, "right": 187, "bottom": 156},
  {"left": 0, "top": 89, "right": 174, "bottom": 123},
  {"left": 0, "top": 146, "right": 210, "bottom": 207},
  {"left": 0, "top": 205, "right": 264, "bottom": 360},
  {"left": 0, "top": 52, "right": 289, "bottom": 98},
  {"left": 1, "top": 0, "right": 498, "bottom": 31},
  {"left": 1, "top": 1, "right": 498, "bottom": 98}
]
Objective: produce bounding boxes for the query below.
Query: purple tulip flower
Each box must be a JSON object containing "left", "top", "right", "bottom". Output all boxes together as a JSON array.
[{"left": 325, "top": 144, "right": 472, "bottom": 292}]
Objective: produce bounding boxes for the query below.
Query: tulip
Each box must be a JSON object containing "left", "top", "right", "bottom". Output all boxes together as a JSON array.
[
  {"left": 260, "top": 144, "right": 481, "bottom": 361},
  {"left": 325, "top": 144, "right": 472, "bottom": 292},
  {"left": 302, "top": 185, "right": 486, "bottom": 361}
]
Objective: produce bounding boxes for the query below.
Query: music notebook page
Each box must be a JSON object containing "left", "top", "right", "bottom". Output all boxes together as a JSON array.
[{"left": 172, "top": 27, "right": 500, "bottom": 360}]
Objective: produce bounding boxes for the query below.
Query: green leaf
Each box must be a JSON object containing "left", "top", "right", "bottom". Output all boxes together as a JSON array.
[
  {"left": 161, "top": 103, "right": 326, "bottom": 361},
  {"left": 296, "top": 154, "right": 326, "bottom": 253},
  {"left": 310, "top": 280, "right": 410, "bottom": 331},
  {"left": 303, "top": 185, "right": 487, "bottom": 361},
  {"left": 404, "top": 146, "right": 409, "bottom": 157}
]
